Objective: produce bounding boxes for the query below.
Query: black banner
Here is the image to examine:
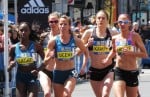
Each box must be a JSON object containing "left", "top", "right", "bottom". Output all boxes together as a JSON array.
[{"left": 17, "top": 0, "right": 52, "bottom": 29}]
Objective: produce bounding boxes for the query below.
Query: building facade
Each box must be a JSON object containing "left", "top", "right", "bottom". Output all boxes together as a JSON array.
[{"left": 0, "top": 0, "right": 149, "bottom": 26}]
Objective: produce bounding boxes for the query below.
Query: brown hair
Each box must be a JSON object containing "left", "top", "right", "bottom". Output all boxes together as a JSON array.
[
  {"left": 118, "top": 14, "right": 131, "bottom": 20},
  {"left": 60, "top": 15, "right": 71, "bottom": 26},
  {"left": 59, "top": 15, "right": 73, "bottom": 35}
]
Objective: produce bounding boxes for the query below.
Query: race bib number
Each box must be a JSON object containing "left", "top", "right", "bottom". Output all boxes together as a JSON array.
[
  {"left": 57, "top": 52, "right": 73, "bottom": 60},
  {"left": 92, "top": 45, "right": 109, "bottom": 53},
  {"left": 117, "top": 45, "right": 133, "bottom": 52},
  {"left": 16, "top": 57, "right": 34, "bottom": 65}
]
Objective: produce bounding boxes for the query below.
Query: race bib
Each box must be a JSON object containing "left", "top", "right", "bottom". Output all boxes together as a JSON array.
[
  {"left": 117, "top": 45, "right": 134, "bottom": 53},
  {"left": 57, "top": 52, "right": 73, "bottom": 60},
  {"left": 92, "top": 45, "right": 110, "bottom": 54},
  {"left": 93, "top": 45, "right": 109, "bottom": 52},
  {"left": 16, "top": 57, "right": 34, "bottom": 65}
]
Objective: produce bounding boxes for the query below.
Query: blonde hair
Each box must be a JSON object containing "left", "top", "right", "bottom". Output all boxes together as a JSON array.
[
  {"left": 90, "top": 15, "right": 96, "bottom": 24},
  {"left": 48, "top": 11, "right": 61, "bottom": 19},
  {"left": 96, "top": 10, "right": 109, "bottom": 20}
]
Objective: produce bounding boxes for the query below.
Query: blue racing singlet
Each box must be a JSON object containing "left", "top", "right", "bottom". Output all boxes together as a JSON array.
[
  {"left": 55, "top": 35, "right": 76, "bottom": 61},
  {"left": 15, "top": 41, "right": 36, "bottom": 66}
]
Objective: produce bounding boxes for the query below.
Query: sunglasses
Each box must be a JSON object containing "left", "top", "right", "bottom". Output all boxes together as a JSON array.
[
  {"left": 49, "top": 20, "right": 58, "bottom": 24},
  {"left": 118, "top": 20, "right": 130, "bottom": 24}
]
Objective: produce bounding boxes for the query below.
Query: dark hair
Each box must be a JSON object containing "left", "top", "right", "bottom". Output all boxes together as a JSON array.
[
  {"left": 60, "top": 15, "right": 72, "bottom": 26},
  {"left": 118, "top": 14, "right": 131, "bottom": 20},
  {"left": 19, "top": 22, "right": 39, "bottom": 42},
  {"left": 10, "top": 29, "right": 19, "bottom": 44},
  {"left": 0, "top": 21, "right": 3, "bottom": 27},
  {"left": 74, "top": 21, "right": 81, "bottom": 27},
  {"left": 8, "top": 27, "right": 12, "bottom": 33},
  {"left": 19, "top": 22, "right": 32, "bottom": 31},
  {"left": 114, "top": 22, "right": 118, "bottom": 27}
]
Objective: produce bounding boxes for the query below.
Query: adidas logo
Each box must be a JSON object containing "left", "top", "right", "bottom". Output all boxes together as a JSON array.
[{"left": 20, "top": 0, "right": 49, "bottom": 14}]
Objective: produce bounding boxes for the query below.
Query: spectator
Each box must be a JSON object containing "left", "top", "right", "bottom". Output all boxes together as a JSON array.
[
  {"left": 10, "top": 29, "right": 19, "bottom": 44},
  {"left": 112, "top": 22, "right": 120, "bottom": 35},
  {"left": 132, "top": 22, "right": 140, "bottom": 33},
  {"left": 0, "top": 27, "right": 4, "bottom": 82}
]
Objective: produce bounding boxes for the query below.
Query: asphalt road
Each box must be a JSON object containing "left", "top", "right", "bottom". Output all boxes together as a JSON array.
[
  {"left": 72, "top": 69, "right": 150, "bottom": 97},
  {"left": 38, "top": 69, "right": 150, "bottom": 97}
]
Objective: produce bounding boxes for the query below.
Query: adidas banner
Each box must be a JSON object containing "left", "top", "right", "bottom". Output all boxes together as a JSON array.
[{"left": 17, "top": 0, "right": 52, "bottom": 29}]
